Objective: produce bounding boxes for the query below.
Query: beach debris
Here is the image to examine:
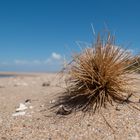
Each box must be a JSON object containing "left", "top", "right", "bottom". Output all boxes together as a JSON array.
[
  {"left": 14, "top": 82, "right": 28, "bottom": 87},
  {"left": 12, "top": 102, "right": 33, "bottom": 117},
  {"left": 12, "top": 111, "right": 26, "bottom": 117},
  {"left": 25, "top": 99, "right": 31, "bottom": 104},
  {"left": 29, "top": 106, "right": 33, "bottom": 109},
  {"left": 16, "top": 103, "right": 28, "bottom": 112},
  {"left": 115, "top": 106, "right": 121, "bottom": 111},
  {"left": 40, "top": 104, "right": 44, "bottom": 108},
  {"left": 56, "top": 105, "right": 72, "bottom": 115},
  {"left": 49, "top": 99, "right": 56, "bottom": 104},
  {"left": 42, "top": 81, "right": 50, "bottom": 87},
  {"left": 21, "top": 82, "right": 28, "bottom": 86}
]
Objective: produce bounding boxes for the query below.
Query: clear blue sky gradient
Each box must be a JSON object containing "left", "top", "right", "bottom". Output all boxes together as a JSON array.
[{"left": 0, "top": 0, "right": 140, "bottom": 72}]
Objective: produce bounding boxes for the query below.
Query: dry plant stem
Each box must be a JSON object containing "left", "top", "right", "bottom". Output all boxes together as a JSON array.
[
  {"left": 55, "top": 33, "right": 140, "bottom": 113},
  {"left": 100, "top": 111, "right": 115, "bottom": 133}
]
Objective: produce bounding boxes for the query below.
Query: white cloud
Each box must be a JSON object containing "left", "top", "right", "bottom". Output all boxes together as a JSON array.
[
  {"left": 14, "top": 59, "right": 42, "bottom": 65},
  {"left": 52, "top": 52, "right": 62, "bottom": 60},
  {"left": 0, "top": 52, "right": 64, "bottom": 71},
  {"left": 14, "top": 60, "right": 29, "bottom": 65},
  {"left": 32, "top": 60, "right": 42, "bottom": 64},
  {"left": 44, "top": 58, "right": 52, "bottom": 64}
]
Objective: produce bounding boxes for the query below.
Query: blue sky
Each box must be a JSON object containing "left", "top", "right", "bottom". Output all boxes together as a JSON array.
[{"left": 0, "top": 0, "right": 140, "bottom": 72}]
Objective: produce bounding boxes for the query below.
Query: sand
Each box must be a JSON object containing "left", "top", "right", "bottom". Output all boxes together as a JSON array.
[{"left": 0, "top": 73, "right": 140, "bottom": 140}]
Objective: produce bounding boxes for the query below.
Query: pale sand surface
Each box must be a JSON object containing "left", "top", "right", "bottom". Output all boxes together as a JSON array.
[{"left": 0, "top": 73, "right": 140, "bottom": 140}]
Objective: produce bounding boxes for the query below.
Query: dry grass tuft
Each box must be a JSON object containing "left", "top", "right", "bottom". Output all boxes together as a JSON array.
[{"left": 55, "top": 33, "right": 139, "bottom": 113}]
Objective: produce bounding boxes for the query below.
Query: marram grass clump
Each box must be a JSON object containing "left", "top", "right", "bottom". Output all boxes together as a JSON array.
[{"left": 55, "top": 33, "right": 139, "bottom": 114}]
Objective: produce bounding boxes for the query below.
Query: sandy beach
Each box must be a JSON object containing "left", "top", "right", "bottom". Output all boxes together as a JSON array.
[{"left": 0, "top": 73, "right": 140, "bottom": 140}]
